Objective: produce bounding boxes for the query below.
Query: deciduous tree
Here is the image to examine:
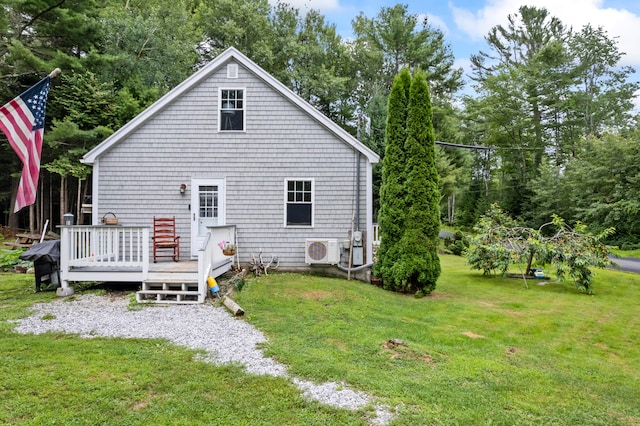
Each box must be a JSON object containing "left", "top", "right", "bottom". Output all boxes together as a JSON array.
[{"left": 466, "top": 204, "right": 613, "bottom": 294}]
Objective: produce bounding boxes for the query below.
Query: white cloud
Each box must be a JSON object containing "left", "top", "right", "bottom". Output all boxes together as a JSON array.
[
  {"left": 450, "top": 0, "right": 640, "bottom": 67},
  {"left": 423, "top": 13, "right": 450, "bottom": 34}
]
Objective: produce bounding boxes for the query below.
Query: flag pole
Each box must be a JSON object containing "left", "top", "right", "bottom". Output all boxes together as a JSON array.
[{"left": 48, "top": 68, "right": 61, "bottom": 79}]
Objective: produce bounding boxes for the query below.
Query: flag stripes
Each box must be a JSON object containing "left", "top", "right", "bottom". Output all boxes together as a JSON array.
[{"left": 0, "top": 76, "right": 51, "bottom": 213}]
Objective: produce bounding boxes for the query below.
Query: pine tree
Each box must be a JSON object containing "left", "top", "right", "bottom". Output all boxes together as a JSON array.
[
  {"left": 395, "top": 69, "right": 441, "bottom": 294},
  {"left": 374, "top": 68, "right": 411, "bottom": 289}
]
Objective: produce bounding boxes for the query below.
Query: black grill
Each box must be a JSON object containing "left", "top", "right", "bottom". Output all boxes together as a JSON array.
[{"left": 19, "top": 240, "right": 61, "bottom": 292}]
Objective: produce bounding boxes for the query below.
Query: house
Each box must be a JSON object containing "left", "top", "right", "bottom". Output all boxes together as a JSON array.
[{"left": 57, "top": 47, "right": 379, "bottom": 303}]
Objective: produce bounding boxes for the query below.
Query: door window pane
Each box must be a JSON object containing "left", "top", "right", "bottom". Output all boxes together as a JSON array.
[{"left": 199, "top": 185, "right": 218, "bottom": 218}]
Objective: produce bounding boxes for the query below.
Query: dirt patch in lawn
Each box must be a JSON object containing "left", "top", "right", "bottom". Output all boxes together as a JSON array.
[
  {"left": 462, "top": 331, "right": 485, "bottom": 339},
  {"left": 299, "top": 290, "right": 334, "bottom": 301},
  {"left": 381, "top": 339, "right": 437, "bottom": 365},
  {"left": 425, "top": 292, "right": 449, "bottom": 301},
  {"left": 505, "top": 346, "right": 522, "bottom": 356}
]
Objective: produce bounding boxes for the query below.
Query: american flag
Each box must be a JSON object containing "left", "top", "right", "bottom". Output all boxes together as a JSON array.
[{"left": 0, "top": 76, "right": 51, "bottom": 212}]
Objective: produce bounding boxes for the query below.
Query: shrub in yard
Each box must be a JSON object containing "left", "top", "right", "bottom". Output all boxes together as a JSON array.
[
  {"left": 0, "top": 249, "right": 28, "bottom": 271},
  {"left": 449, "top": 239, "right": 468, "bottom": 256},
  {"left": 444, "top": 230, "right": 469, "bottom": 256}
]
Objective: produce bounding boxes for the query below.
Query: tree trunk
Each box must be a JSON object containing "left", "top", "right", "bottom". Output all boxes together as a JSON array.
[
  {"left": 29, "top": 204, "right": 35, "bottom": 234},
  {"left": 78, "top": 178, "right": 89, "bottom": 225},
  {"left": 526, "top": 251, "right": 535, "bottom": 275},
  {"left": 38, "top": 182, "right": 44, "bottom": 234},
  {"left": 8, "top": 177, "right": 19, "bottom": 230},
  {"left": 76, "top": 177, "right": 82, "bottom": 225},
  {"left": 59, "top": 176, "right": 67, "bottom": 224},
  {"left": 447, "top": 194, "right": 456, "bottom": 225},
  {"left": 49, "top": 173, "right": 53, "bottom": 228}
]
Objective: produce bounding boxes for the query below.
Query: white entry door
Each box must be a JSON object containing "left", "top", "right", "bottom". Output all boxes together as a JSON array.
[{"left": 191, "top": 179, "right": 225, "bottom": 257}]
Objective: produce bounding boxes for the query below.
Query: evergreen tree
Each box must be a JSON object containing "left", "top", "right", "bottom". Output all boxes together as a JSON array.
[
  {"left": 374, "top": 68, "right": 411, "bottom": 288},
  {"left": 395, "top": 69, "right": 441, "bottom": 294}
]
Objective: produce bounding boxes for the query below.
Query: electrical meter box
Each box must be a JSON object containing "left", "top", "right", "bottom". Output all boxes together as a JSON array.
[{"left": 352, "top": 231, "right": 363, "bottom": 266}]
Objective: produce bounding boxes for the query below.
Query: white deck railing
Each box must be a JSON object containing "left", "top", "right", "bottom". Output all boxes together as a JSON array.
[
  {"left": 198, "top": 225, "right": 236, "bottom": 297},
  {"left": 198, "top": 232, "right": 215, "bottom": 298},
  {"left": 59, "top": 226, "right": 150, "bottom": 288},
  {"left": 372, "top": 223, "right": 380, "bottom": 247}
]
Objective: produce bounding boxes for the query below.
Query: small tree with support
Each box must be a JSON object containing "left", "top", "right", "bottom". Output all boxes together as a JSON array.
[{"left": 466, "top": 204, "right": 614, "bottom": 294}]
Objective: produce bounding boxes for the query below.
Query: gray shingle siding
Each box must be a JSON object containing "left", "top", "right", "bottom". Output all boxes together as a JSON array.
[{"left": 93, "top": 59, "right": 373, "bottom": 267}]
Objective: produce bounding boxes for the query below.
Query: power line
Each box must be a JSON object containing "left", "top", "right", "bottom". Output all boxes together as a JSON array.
[
  {"left": 435, "top": 141, "right": 490, "bottom": 150},
  {"left": 436, "top": 141, "right": 554, "bottom": 152}
]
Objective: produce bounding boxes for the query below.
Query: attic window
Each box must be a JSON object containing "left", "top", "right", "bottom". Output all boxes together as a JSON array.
[
  {"left": 227, "top": 63, "right": 238, "bottom": 79},
  {"left": 219, "top": 89, "right": 244, "bottom": 131}
]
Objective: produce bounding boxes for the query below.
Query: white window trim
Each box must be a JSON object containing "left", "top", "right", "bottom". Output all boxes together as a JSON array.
[
  {"left": 218, "top": 87, "right": 246, "bottom": 132},
  {"left": 284, "top": 178, "right": 315, "bottom": 228}
]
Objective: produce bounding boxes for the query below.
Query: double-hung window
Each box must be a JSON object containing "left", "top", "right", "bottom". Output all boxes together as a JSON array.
[
  {"left": 220, "top": 89, "right": 244, "bottom": 131},
  {"left": 285, "top": 179, "right": 314, "bottom": 226}
]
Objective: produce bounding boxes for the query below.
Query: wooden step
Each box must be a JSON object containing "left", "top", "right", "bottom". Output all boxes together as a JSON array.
[
  {"left": 136, "top": 298, "right": 200, "bottom": 305},
  {"left": 137, "top": 280, "right": 204, "bottom": 304},
  {"left": 136, "top": 290, "right": 202, "bottom": 304},
  {"left": 142, "top": 281, "right": 198, "bottom": 290},
  {"left": 137, "top": 290, "right": 197, "bottom": 295}
]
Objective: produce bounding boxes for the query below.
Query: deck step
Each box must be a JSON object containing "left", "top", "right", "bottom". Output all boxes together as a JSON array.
[
  {"left": 137, "top": 290, "right": 197, "bottom": 295},
  {"left": 135, "top": 298, "right": 201, "bottom": 305},
  {"left": 137, "top": 280, "right": 205, "bottom": 304}
]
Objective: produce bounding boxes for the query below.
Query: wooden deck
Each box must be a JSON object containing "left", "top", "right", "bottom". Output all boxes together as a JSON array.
[
  {"left": 149, "top": 260, "right": 198, "bottom": 273},
  {"left": 58, "top": 225, "right": 236, "bottom": 304},
  {"left": 147, "top": 260, "right": 198, "bottom": 284}
]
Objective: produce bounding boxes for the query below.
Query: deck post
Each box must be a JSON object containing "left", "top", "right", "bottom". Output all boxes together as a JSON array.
[
  {"left": 57, "top": 226, "right": 75, "bottom": 297},
  {"left": 142, "top": 227, "right": 150, "bottom": 280}
]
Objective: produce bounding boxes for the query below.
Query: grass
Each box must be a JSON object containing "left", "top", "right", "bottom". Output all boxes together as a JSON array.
[
  {"left": 1, "top": 256, "right": 639, "bottom": 425},
  {"left": 0, "top": 274, "right": 366, "bottom": 425},
  {"left": 610, "top": 247, "right": 640, "bottom": 258},
  {"left": 233, "top": 256, "right": 640, "bottom": 425}
]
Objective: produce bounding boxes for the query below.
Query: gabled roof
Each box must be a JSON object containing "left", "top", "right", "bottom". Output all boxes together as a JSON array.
[{"left": 82, "top": 47, "right": 379, "bottom": 164}]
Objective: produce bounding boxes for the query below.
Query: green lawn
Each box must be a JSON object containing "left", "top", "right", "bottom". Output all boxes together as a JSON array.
[
  {"left": 610, "top": 247, "right": 640, "bottom": 258},
  {"left": 1, "top": 255, "right": 639, "bottom": 425}
]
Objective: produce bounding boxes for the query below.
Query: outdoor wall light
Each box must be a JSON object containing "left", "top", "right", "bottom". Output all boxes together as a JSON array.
[{"left": 180, "top": 183, "right": 186, "bottom": 194}]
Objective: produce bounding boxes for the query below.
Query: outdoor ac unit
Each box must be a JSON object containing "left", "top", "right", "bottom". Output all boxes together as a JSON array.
[{"left": 305, "top": 239, "right": 339, "bottom": 265}]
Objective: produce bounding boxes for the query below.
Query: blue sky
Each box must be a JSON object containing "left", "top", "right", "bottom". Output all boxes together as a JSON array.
[{"left": 273, "top": 0, "right": 640, "bottom": 109}]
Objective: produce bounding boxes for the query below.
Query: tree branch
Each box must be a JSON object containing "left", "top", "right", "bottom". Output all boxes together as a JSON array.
[{"left": 18, "top": 0, "right": 67, "bottom": 42}]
